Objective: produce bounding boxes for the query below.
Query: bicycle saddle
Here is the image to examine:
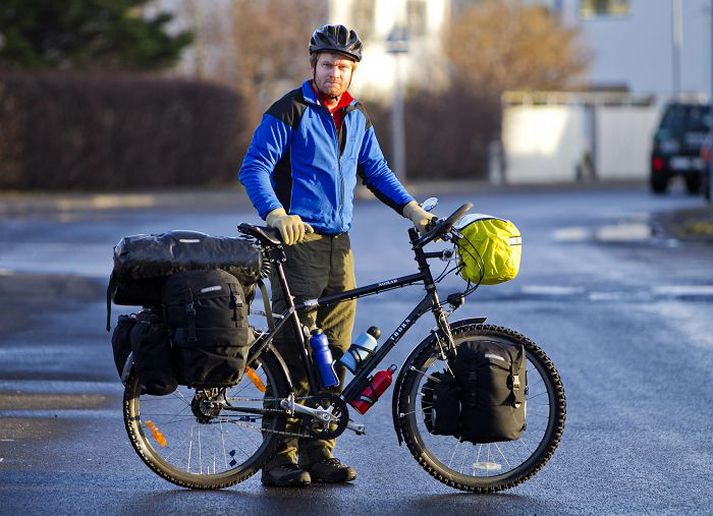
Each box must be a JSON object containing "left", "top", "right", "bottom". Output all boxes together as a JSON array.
[{"left": 237, "top": 223, "right": 281, "bottom": 246}]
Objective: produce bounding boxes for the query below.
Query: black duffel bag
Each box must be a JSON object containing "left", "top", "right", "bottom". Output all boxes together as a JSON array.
[
  {"left": 163, "top": 269, "right": 252, "bottom": 387},
  {"left": 454, "top": 339, "right": 527, "bottom": 444},
  {"left": 106, "top": 230, "right": 262, "bottom": 330}
]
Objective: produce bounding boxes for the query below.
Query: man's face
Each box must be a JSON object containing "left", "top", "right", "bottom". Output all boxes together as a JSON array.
[{"left": 313, "top": 52, "right": 355, "bottom": 98}]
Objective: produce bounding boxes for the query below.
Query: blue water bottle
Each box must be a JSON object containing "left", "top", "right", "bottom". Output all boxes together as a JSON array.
[
  {"left": 310, "top": 329, "right": 339, "bottom": 388},
  {"left": 339, "top": 326, "right": 381, "bottom": 373}
]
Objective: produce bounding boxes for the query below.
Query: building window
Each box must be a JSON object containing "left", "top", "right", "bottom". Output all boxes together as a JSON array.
[{"left": 580, "top": 0, "right": 630, "bottom": 18}]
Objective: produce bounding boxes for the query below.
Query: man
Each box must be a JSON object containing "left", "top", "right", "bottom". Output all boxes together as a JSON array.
[{"left": 238, "top": 24, "right": 432, "bottom": 487}]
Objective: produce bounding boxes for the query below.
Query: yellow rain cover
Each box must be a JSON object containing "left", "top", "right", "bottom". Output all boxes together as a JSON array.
[{"left": 455, "top": 214, "right": 522, "bottom": 285}]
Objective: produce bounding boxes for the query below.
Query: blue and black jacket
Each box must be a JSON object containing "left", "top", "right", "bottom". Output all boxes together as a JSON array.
[{"left": 238, "top": 80, "right": 414, "bottom": 235}]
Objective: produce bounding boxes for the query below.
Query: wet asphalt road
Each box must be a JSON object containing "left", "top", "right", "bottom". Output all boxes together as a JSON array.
[{"left": 1, "top": 184, "right": 712, "bottom": 515}]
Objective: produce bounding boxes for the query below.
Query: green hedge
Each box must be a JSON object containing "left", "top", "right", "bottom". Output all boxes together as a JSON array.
[{"left": 0, "top": 71, "right": 250, "bottom": 190}]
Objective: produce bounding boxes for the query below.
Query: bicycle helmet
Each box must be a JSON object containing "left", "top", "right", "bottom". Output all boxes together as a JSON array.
[{"left": 309, "top": 24, "right": 363, "bottom": 62}]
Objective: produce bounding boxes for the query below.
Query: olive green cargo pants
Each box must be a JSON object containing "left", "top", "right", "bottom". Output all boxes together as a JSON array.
[{"left": 267, "top": 232, "right": 356, "bottom": 468}]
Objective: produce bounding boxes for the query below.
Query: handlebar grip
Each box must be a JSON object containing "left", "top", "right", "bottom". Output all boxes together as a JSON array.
[
  {"left": 417, "top": 202, "right": 472, "bottom": 246},
  {"left": 440, "top": 203, "right": 473, "bottom": 234}
]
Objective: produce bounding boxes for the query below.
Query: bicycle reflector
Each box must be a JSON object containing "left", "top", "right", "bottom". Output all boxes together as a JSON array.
[
  {"left": 145, "top": 420, "right": 167, "bottom": 447},
  {"left": 454, "top": 214, "right": 522, "bottom": 285},
  {"left": 245, "top": 367, "right": 266, "bottom": 393}
]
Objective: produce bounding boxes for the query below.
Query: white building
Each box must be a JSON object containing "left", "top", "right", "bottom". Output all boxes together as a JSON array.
[{"left": 529, "top": 0, "right": 712, "bottom": 100}]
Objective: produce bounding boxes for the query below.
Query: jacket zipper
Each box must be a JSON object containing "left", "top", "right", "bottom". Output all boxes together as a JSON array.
[{"left": 325, "top": 107, "right": 344, "bottom": 231}]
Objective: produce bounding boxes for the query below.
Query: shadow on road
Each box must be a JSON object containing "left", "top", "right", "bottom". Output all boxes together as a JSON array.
[{"left": 119, "top": 486, "right": 561, "bottom": 515}]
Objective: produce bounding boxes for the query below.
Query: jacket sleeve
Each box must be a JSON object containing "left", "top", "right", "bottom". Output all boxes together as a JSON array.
[
  {"left": 357, "top": 125, "right": 414, "bottom": 214},
  {"left": 238, "top": 114, "right": 291, "bottom": 220}
]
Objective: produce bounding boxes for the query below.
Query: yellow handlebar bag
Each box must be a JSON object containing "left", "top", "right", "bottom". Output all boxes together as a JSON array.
[{"left": 454, "top": 214, "right": 522, "bottom": 285}]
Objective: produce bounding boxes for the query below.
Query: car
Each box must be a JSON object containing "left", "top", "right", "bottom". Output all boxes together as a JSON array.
[
  {"left": 700, "top": 134, "right": 712, "bottom": 200},
  {"left": 650, "top": 101, "right": 711, "bottom": 195}
]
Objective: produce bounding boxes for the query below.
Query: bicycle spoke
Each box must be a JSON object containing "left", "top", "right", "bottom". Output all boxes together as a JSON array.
[{"left": 398, "top": 326, "right": 564, "bottom": 491}]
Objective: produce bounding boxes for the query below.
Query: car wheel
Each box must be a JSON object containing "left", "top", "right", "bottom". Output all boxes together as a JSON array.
[
  {"left": 685, "top": 174, "right": 702, "bottom": 195},
  {"left": 650, "top": 173, "right": 669, "bottom": 195}
]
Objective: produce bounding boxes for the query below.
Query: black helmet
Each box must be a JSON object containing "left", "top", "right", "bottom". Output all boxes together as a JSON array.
[{"left": 309, "top": 24, "right": 363, "bottom": 62}]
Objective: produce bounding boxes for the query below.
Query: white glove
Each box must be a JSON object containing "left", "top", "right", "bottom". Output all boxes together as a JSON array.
[
  {"left": 402, "top": 201, "right": 436, "bottom": 234},
  {"left": 266, "top": 208, "right": 314, "bottom": 245}
]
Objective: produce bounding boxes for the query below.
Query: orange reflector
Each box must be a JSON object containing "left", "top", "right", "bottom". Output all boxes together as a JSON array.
[
  {"left": 145, "top": 420, "right": 167, "bottom": 447},
  {"left": 246, "top": 367, "right": 266, "bottom": 392}
]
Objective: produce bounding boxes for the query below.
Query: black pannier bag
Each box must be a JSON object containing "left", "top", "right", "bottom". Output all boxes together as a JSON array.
[
  {"left": 108, "top": 230, "right": 262, "bottom": 309},
  {"left": 421, "top": 372, "right": 461, "bottom": 436},
  {"left": 162, "top": 269, "right": 252, "bottom": 387},
  {"left": 111, "top": 314, "right": 136, "bottom": 379},
  {"left": 130, "top": 310, "right": 178, "bottom": 396},
  {"left": 454, "top": 340, "right": 527, "bottom": 444}
]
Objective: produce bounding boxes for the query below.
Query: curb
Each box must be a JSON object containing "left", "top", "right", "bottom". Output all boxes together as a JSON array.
[
  {"left": 0, "top": 187, "right": 252, "bottom": 216},
  {"left": 1, "top": 180, "right": 648, "bottom": 215}
]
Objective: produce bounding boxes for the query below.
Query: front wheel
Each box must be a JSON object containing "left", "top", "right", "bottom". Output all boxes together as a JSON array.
[
  {"left": 123, "top": 351, "right": 290, "bottom": 489},
  {"left": 396, "top": 323, "right": 566, "bottom": 493}
]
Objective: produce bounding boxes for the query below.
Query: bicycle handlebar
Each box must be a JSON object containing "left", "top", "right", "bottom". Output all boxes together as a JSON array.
[{"left": 417, "top": 202, "right": 473, "bottom": 247}]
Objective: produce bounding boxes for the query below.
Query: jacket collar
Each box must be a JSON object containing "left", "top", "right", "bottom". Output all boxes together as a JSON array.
[{"left": 301, "top": 80, "right": 356, "bottom": 108}]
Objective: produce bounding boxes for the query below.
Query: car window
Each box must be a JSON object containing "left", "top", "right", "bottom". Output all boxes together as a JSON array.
[{"left": 660, "top": 105, "right": 712, "bottom": 132}]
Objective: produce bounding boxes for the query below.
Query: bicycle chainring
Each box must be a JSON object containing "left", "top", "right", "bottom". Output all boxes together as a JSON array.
[{"left": 302, "top": 392, "right": 349, "bottom": 440}]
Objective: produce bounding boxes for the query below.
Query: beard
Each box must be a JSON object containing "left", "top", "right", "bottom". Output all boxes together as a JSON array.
[{"left": 317, "top": 78, "right": 347, "bottom": 98}]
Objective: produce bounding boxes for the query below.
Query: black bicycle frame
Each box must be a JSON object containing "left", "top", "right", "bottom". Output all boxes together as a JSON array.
[{"left": 247, "top": 228, "right": 457, "bottom": 401}]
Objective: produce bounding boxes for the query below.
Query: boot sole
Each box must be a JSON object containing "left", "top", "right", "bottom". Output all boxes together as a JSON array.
[
  {"left": 261, "top": 474, "right": 311, "bottom": 487},
  {"left": 309, "top": 470, "right": 357, "bottom": 483}
]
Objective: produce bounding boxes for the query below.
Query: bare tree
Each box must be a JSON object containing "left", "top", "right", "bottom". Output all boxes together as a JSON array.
[
  {"left": 446, "top": 0, "right": 590, "bottom": 93},
  {"left": 232, "top": 0, "right": 327, "bottom": 120}
]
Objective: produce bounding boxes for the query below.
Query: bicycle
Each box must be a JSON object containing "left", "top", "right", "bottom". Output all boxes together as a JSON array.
[{"left": 122, "top": 201, "right": 566, "bottom": 493}]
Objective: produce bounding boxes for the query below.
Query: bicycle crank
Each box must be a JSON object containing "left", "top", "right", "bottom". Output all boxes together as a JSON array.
[{"left": 279, "top": 392, "right": 351, "bottom": 439}]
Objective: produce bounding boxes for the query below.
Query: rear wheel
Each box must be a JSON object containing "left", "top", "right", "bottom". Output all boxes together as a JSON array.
[
  {"left": 123, "top": 352, "right": 290, "bottom": 489},
  {"left": 396, "top": 323, "right": 566, "bottom": 493}
]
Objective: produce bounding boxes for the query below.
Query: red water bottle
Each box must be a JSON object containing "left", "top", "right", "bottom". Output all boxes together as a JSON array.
[{"left": 349, "top": 364, "right": 398, "bottom": 414}]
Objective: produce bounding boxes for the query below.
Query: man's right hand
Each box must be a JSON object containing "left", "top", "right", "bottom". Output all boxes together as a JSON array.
[{"left": 266, "top": 208, "right": 314, "bottom": 245}]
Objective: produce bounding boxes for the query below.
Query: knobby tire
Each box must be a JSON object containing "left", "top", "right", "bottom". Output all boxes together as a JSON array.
[{"left": 396, "top": 323, "right": 566, "bottom": 493}]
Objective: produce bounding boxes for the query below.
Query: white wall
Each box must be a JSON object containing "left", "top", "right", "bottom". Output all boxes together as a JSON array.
[
  {"left": 502, "top": 100, "right": 660, "bottom": 183},
  {"left": 502, "top": 105, "right": 588, "bottom": 183},
  {"left": 561, "top": 0, "right": 711, "bottom": 99},
  {"left": 595, "top": 106, "right": 660, "bottom": 180}
]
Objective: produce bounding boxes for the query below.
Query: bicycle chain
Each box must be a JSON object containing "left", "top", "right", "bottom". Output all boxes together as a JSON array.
[
  {"left": 221, "top": 395, "right": 341, "bottom": 440},
  {"left": 215, "top": 418, "right": 314, "bottom": 440}
]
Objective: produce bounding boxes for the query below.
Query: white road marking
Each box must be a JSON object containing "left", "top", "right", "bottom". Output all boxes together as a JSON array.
[
  {"left": 552, "top": 227, "right": 591, "bottom": 242},
  {"left": 522, "top": 285, "right": 713, "bottom": 300},
  {"left": 653, "top": 285, "right": 713, "bottom": 296},
  {"left": 522, "top": 286, "right": 585, "bottom": 296},
  {"left": 595, "top": 223, "right": 651, "bottom": 242},
  {"left": 588, "top": 292, "right": 624, "bottom": 301}
]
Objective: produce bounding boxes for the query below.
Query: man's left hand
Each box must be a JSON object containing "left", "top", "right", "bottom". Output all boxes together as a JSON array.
[{"left": 403, "top": 201, "right": 436, "bottom": 234}]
